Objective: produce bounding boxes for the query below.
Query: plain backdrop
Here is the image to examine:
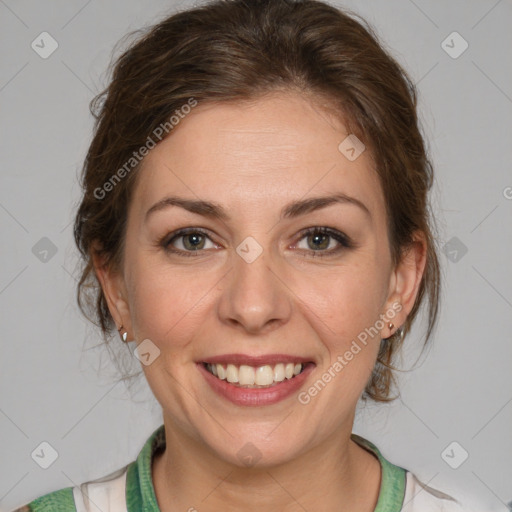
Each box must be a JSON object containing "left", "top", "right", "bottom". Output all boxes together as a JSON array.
[{"left": 1, "top": 0, "right": 511, "bottom": 510}]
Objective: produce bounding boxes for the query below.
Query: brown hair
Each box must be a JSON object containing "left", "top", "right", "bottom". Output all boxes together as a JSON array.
[{"left": 74, "top": 0, "right": 440, "bottom": 401}]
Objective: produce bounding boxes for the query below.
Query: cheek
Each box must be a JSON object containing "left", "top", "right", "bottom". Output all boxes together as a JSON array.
[
  {"left": 292, "top": 254, "right": 389, "bottom": 391},
  {"left": 126, "top": 259, "right": 217, "bottom": 355},
  {"left": 300, "top": 262, "right": 388, "bottom": 342},
  {"left": 285, "top": 266, "right": 387, "bottom": 414}
]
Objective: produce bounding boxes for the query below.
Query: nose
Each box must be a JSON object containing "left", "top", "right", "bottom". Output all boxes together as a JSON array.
[{"left": 217, "top": 246, "right": 292, "bottom": 335}]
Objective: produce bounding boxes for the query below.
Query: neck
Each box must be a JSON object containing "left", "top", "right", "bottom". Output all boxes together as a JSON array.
[{"left": 152, "top": 419, "right": 381, "bottom": 512}]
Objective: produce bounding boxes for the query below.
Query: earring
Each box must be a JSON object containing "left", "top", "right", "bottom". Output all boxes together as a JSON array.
[
  {"left": 388, "top": 322, "right": 394, "bottom": 331},
  {"left": 118, "top": 325, "right": 128, "bottom": 342}
]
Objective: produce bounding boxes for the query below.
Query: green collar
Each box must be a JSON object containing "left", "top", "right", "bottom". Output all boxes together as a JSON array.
[
  {"left": 126, "top": 425, "right": 406, "bottom": 511},
  {"left": 351, "top": 433, "right": 406, "bottom": 511}
]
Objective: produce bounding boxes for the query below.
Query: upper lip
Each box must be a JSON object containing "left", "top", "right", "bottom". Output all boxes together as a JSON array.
[{"left": 200, "top": 353, "right": 314, "bottom": 366}]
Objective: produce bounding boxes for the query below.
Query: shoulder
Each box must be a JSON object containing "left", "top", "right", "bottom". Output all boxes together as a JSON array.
[
  {"left": 10, "top": 486, "right": 76, "bottom": 512},
  {"left": 10, "top": 464, "right": 130, "bottom": 512},
  {"left": 402, "top": 472, "right": 473, "bottom": 511},
  {"left": 73, "top": 464, "right": 129, "bottom": 511},
  {"left": 10, "top": 424, "right": 164, "bottom": 512},
  {"left": 351, "top": 433, "right": 482, "bottom": 512}
]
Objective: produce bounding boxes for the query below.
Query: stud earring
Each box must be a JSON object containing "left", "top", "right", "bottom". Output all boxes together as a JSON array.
[{"left": 388, "top": 322, "right": 394, "bottom": 331}]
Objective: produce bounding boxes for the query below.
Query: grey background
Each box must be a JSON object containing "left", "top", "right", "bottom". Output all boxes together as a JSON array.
[{"left": 1, "top": 0, "right": 511, "bottom": 510}]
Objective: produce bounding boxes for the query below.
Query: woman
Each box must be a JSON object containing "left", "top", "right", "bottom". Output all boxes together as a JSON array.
[{"left": 13, "top": 0, "right": 476, "bottom": 510}]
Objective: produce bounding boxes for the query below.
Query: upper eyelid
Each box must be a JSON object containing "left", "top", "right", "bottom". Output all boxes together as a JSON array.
[
  {"left": 293, "top": 227, "right": 351, "bottom": 250},
  {"left": 166, "top": 227, "right": 216, "bottom": 245}
]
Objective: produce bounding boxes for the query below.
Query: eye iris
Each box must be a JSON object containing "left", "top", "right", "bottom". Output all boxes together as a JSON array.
[
  {"left": 308, "top": 233, "right": 329, "bottom": 250},
  {"left": 183, "top": 233, "right": 205, "bottom": 250}
]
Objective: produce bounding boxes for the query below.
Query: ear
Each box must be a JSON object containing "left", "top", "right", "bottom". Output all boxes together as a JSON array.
[
  {"left": 91, "top": 242, "right": 133, "bottom": 339},
  {"left": 381, "top": 231, "right": 428, "bottom": 337}
]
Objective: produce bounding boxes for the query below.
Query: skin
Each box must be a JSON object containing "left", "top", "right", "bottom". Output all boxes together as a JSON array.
[{"left": 94, "top": 91, "right": 427, "bottom": 511}]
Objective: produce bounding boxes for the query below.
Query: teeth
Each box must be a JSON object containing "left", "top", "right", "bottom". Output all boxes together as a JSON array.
[
  {"left": 206, "top": 361, "right": 305, "bottom": 387},
  {"left": 226, "top": 364, "right": 238, "bottom": 383},
  {"left": 273, "top": 363, "right": 285, "bottom": 382},
  {"left": 255, "top": 365, "right": 274, "bottom": 386},
  {"left": 239, "top": 365, "right": 255, "bottom": 385},
  {"left": 217, "top": 364, "right": 226, "bottom": 380}
]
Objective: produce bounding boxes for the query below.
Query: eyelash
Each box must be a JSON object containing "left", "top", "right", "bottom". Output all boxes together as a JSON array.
[{"left": 159, "top": 226, "right": 353, "bottom": 258}]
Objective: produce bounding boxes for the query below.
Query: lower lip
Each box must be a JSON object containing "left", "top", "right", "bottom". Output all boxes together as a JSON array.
[{"left": 197, "top": 363, "right": 314, "bottom": 406}]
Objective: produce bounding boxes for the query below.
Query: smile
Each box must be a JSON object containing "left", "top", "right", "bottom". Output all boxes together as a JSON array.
[
  {"left": 198, "top": 354, "right": 315, "bottom": 406},
  {"left": 204, "top": 362, "right": 305, "bottom": 388}
]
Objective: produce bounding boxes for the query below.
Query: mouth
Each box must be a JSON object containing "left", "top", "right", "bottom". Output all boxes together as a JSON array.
[
  {"left": 198, "top": 354, "right": 315, "bottom": 406},
  {"left": 202, "top": 361, "right": 311, "bottom": 388}
]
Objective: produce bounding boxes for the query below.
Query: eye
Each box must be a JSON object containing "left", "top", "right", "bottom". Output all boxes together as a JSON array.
[
  {"left": 160, "top": 226, "right": 352, "bottom": 258},
  {"left": 294, "top": 227, "right": 352, "bottom": 256},
  {"left": 161, "top": 228, "right": 219, "bottom": 255}
]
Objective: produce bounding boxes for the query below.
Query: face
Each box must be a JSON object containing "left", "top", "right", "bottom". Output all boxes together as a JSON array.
[{"left": 97, "top": 91, "right": 423, "bottom": 467}]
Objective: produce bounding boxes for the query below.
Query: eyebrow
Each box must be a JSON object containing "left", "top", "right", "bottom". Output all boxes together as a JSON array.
[{"left": 145, "top": 193, "right": 371, "bottom": 222}]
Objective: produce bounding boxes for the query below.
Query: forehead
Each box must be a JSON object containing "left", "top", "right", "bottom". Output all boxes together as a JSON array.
[{"left": 131, "top": 91, "right": 384, "bottom": 219}]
